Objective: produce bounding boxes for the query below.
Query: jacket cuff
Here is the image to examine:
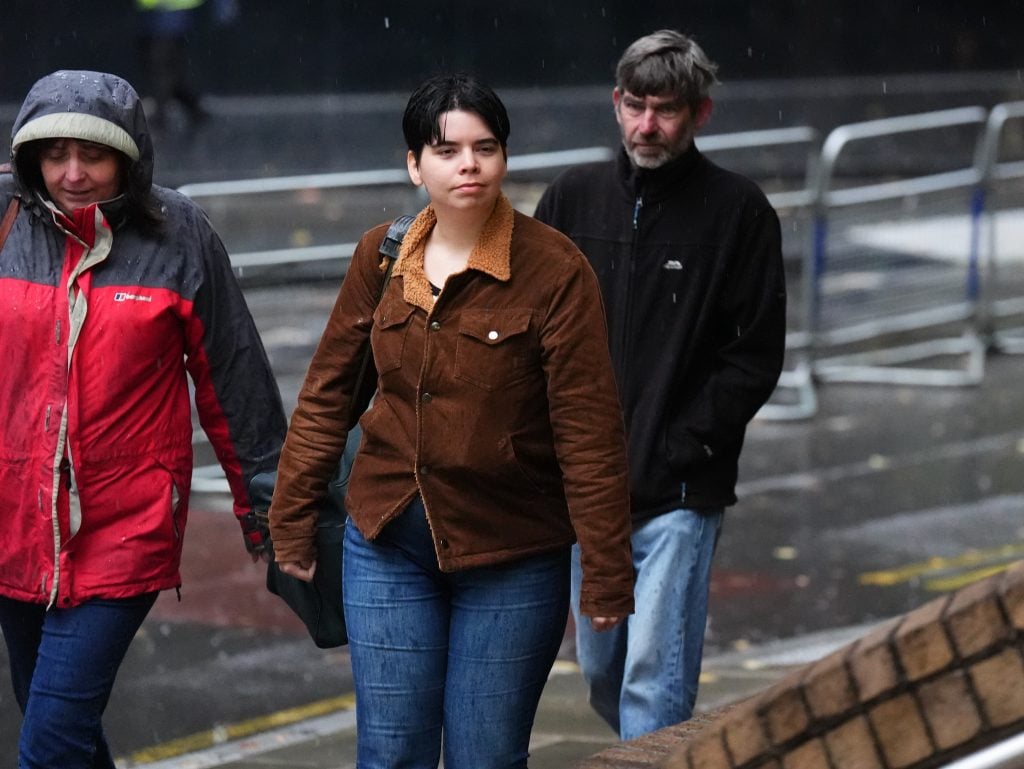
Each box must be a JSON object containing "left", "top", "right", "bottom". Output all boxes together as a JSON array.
[
  {"left": 578, "top": 589, "right": 635, "bottom": 618},
  {"left": 270, "top": 536, "right": 316, "bottom": 566}
]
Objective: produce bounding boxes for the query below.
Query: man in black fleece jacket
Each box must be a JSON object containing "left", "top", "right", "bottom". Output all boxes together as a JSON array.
[{"left": 533, "top": 29, "right": 786, "bottom": 739}]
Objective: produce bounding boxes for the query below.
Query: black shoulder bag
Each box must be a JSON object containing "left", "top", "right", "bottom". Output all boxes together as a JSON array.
[{"left": 250, "top": 214, "right": 412, "bottom": 648}]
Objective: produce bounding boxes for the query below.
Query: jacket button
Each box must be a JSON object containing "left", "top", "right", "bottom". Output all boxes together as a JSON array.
[
  {"left": 420, "top": 466, "right": 430, "bottom": 477},
  {"left": 439, "top": 539, "right": 449, "bottom": 549},
  {"left": 430, "top": 321, "right": 441, "bottom": 331},
  {"left": 421, "top": 392, "right": 432, "bottom": 404},
  {"left": 488, "top": 330, "right": 499, "bottom": 340}
]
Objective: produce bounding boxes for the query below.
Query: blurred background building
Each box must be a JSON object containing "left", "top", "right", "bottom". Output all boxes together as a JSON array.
[{"left": 2, "top": 1, "right": 1021, "bottom": 101}]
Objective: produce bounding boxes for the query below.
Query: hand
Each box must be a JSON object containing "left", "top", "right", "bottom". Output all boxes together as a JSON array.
[
  {"left": 238, "top": 511, "right": 270, "bottom": 561},
  {"left": 278, "top": 560, "right": 317, "bottom": 583},
  {"left": 589, "top": 616, "right": 626, "bottom": 632}
]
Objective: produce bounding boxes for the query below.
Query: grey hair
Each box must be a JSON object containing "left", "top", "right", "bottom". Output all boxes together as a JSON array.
[{"left": 615, "top": 30, "right": 720, "bottom": 111}]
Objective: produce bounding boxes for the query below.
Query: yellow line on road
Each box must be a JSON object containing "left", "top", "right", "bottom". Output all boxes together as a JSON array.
[
  {"left": 858, "top": 545, "right": 1024, "bottom": 587},
  {"left": 924, "top": 563, "right": 1016, "bottom": 592},
  {"left": 125, "top": 693, "right": 356, "bottom": 764}
]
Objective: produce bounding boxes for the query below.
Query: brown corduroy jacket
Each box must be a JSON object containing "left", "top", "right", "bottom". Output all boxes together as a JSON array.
[{"left": 269, "top": 196, "right": 634, "bottom": 617}]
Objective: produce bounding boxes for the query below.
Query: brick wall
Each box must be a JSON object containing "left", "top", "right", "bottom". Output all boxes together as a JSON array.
[{"left": 577, "top": 560, "right": 1024, "bottom": 769}]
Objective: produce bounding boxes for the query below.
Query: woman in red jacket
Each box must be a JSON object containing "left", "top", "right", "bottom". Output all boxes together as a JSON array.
[
  {"left": 0, "top": 70, "right": 285, "bottom": 769},
  {"left": 270, "top": 74, "right": 634, "bottom": 769}
]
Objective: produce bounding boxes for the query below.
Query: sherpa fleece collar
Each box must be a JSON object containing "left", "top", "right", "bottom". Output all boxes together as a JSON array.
[{"left": 393, "top": 195, "right": 515, "bottom": 312}]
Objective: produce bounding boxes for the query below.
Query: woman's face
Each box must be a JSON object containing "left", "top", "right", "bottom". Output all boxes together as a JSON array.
[
  {"left": 406, "top": 110, "right": 506, "bottom": 214},
  {"left": 39, "top": 138, "right": 123, "bottom": 215}
]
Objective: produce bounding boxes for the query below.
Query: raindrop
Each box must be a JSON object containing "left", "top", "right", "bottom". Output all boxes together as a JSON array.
[
  {"left": 384, "top": 16, "right": 390, "bottom": 29},
  {"left": 882, "top": 81, "right": 888, "bottom": 94}
]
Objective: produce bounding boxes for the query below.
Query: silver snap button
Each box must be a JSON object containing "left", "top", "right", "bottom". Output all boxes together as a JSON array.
[{"left": 488, "top": 330, "right": 499, "bottom": 340}]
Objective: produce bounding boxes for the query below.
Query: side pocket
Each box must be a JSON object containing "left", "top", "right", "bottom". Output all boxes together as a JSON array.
[{"left": 170, "top": 476, "right": 183, "bottom": 539}]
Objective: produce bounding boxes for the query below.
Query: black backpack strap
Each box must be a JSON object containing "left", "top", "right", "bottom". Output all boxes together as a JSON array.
[
  {"left": 346, "top": 214, "right": 413, "bottom": 425},
  {"left": 378, "top": 214, "right": 415, "bottom": 260}
]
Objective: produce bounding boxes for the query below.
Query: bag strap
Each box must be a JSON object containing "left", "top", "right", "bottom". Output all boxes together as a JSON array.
[
  {"left": 0, "top": 162, "right": 20, "bottom": 253},
  {"left": 378, "top": 214, "right": 414, "bottom": 261},
  {"left": 0, "top": 197, "right": 19, "bottom": 253},
  {"left": 348, "top": 214, "right": 414, "bottom": 421}
]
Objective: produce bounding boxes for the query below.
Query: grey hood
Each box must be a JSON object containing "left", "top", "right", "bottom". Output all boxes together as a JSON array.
[{"left": 10, "top": 70, "right": 154, "bottom": 197}]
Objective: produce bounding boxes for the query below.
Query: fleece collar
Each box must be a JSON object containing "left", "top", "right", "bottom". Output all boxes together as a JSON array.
[
  {"left": 393, "top": 195, "right": 515, "bottom": 312},
  {"left": 616, "top": 142, "right": 701, "bottom": 202}
]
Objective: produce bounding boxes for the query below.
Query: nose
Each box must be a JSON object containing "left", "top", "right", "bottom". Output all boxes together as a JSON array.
[
  {"left": 637, "top": 108, "right": 659, "bottom": 134},
  {"left": 458, "top": 147, "right": 479, "bottom": 173},
  {"left": 64, "top": 154, "right": 86, "bottom": 182}
]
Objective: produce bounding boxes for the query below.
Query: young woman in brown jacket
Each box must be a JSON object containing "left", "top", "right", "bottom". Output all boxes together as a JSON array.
[{"left": 269, "top": 74, "right": 634, "bottom": 769}]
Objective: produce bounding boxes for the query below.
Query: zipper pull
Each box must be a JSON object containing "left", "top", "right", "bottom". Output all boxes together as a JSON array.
[{"left": 632, "top": 195, "right": 644, "bottom": 230}]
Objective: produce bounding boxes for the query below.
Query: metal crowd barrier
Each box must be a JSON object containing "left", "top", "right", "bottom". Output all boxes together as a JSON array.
[
  {"left": 187, "top": 106, "right": 1024, "bottom": 490},
  {"left": 178, "top": 148, "right": 614, "bottom": 270},
  {"left": 184, "top": 132, "right": 818, "bottom": 490},
  {"left": 806, "top": 106, "right": 988, "bottom": 387},
  {"left": 976, "top": 100, "right": 1024, "bottom": 353}
]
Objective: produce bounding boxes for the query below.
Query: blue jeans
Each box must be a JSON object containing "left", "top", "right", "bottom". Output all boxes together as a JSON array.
[
  {"left": 0, "top": 592, "right": 157, "bottom": 769},
  {"left": 344, "top": 496, "right": 569, "bottom": 769},
  {"left": 571, "top": 507, "right": 723, "bottom": 740}
]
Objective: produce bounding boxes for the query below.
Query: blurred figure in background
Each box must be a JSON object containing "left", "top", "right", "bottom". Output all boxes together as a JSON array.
[
  {"left": 0, "top": 69, "right": 284, "bottom": 768},
  {"left": 134, "top": 0, "right": 238, "bottom": 128},
  {"left": 535, "top": 29, "right": 787, "bottom": 739}
]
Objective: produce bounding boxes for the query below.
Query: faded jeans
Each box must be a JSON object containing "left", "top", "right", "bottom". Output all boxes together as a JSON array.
[
  {"left": 344, "top": 496, "right": 570, "bottom": 768},
  {"left": 571, "top": 507, "right": 723, "bottom": 740},
  {"left": 0, "top": 592, "right": 157, "bottom": 769}
]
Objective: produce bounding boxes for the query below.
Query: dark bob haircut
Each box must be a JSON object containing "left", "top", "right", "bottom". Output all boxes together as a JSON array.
[{"left": 402, "top": 74, "right": 510, "bottom": 161}]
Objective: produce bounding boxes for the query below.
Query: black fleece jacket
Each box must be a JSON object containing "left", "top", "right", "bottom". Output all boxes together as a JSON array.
[{"left": 534, "top": 144, "right": 786, "bottom": 517}]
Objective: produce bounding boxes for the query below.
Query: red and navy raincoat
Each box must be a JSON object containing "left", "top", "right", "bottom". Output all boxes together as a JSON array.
[{"left": 0, "top": 71, "right": 285, "bottom": 608}]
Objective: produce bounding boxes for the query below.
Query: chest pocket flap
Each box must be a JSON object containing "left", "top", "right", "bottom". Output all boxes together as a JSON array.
[
  {"left": 372, "top": 294, "right": 417, "bottom": 374},
  {"left": 455, "top": 308, "right": 536, "bottom": 391}
]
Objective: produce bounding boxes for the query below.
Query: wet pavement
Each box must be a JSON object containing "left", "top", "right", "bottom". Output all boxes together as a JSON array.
[
  {"left": 90, "top": 291, "right": 1024, "bottom": 769},
  {"left": 0, "top": 78, "right": 1023, "bottom": 767}
]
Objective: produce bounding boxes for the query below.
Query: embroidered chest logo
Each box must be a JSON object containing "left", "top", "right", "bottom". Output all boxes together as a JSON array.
[
  {"left": 662, "top": 259, "right": 684, "bottom": 270},
  {"left": 113, "top": 292, "right": 153, "bottom": 303}
]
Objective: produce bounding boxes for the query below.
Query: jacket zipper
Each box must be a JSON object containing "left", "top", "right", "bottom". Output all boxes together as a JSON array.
[{"left": 619, "top": 192, "right": 643, "bottom": 400}]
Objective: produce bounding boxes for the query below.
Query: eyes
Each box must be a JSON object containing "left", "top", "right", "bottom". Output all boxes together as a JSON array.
[
  {"left": 41, "top": 141, "right": 117, "bottom": 166},
  {"left": 430, "top": 141, "right": 501, "bottom": 158},
  {"left": 620, "top": 96, "right": 685, "bottom": 121}
]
